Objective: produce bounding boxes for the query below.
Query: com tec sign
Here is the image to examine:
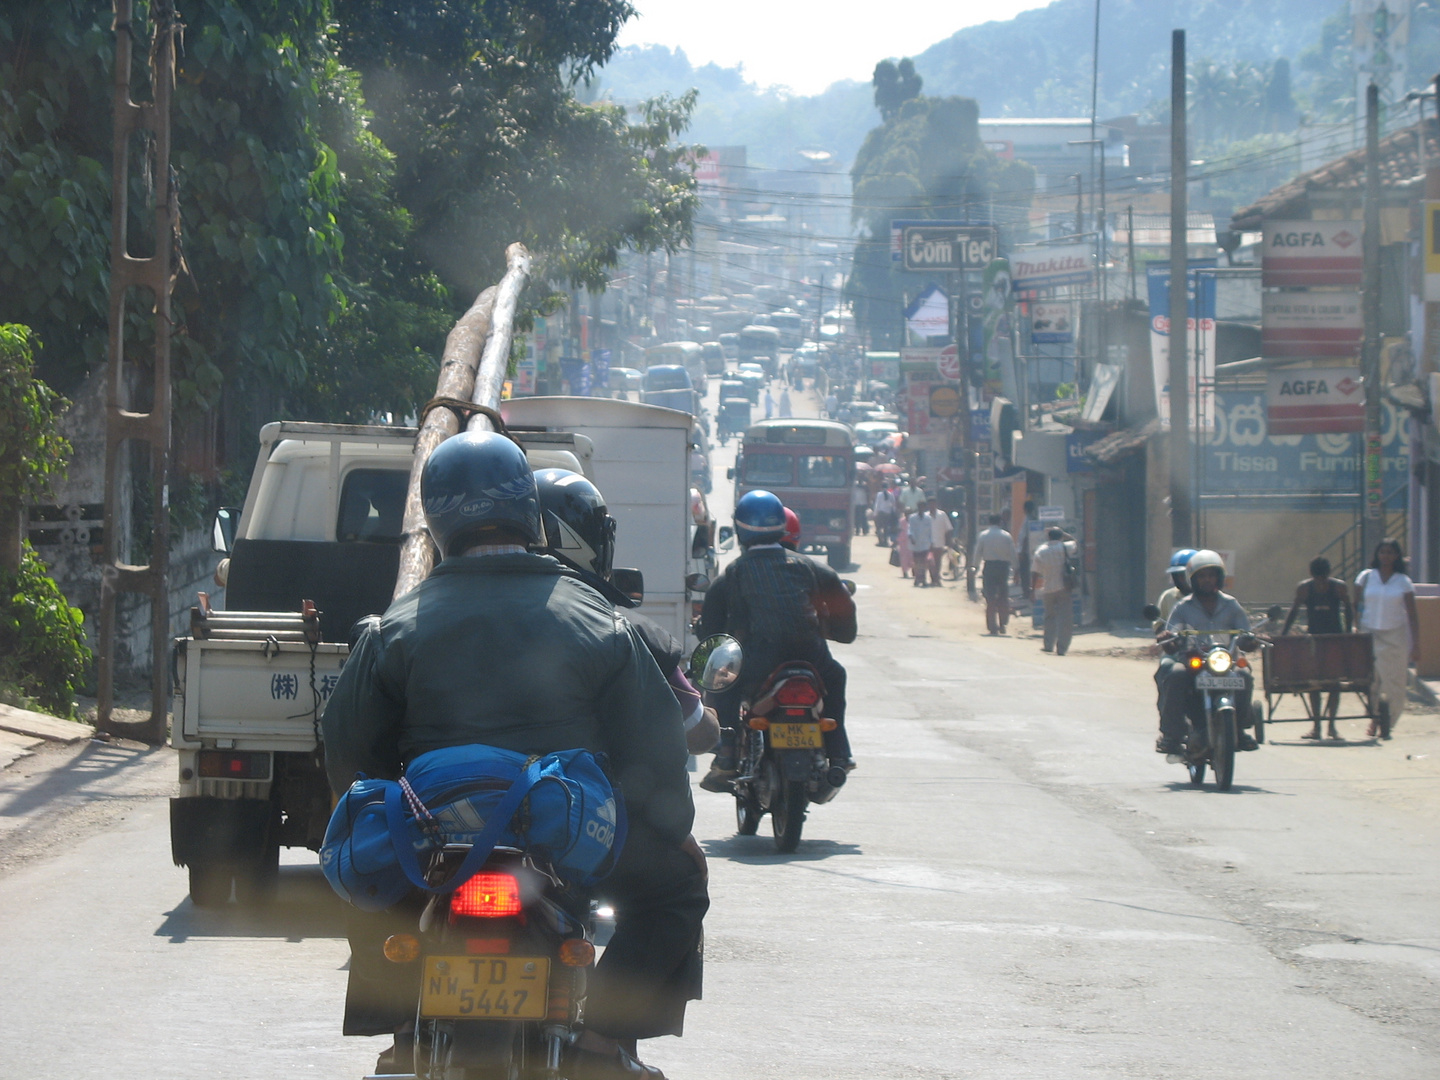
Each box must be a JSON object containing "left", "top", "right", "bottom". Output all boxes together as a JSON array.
[{"left": 902, "top": 226, "right": 997, "bottom": 272}]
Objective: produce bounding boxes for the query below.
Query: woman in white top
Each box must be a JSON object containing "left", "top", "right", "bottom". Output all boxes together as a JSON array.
[{"left": 1354, "top": 538, "right": 1420, "bottom": 736}]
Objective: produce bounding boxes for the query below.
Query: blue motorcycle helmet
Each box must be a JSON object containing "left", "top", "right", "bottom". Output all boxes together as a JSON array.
[
  {"left": 1168, "top": 548, "right": 1197, "bottom": 587},
  {"left": 734, "top": 489, "right": 787, "bottom": 545},
  {"left": 422, "top": 431, "right": 542, "bottom": 557}
]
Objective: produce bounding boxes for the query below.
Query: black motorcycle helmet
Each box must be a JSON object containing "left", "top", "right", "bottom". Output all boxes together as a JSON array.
[
  {"left": 422, "top": 431, "right": 542, "bottom": 557},
  {"left": 533, "top": 467, "right": 616, "bottom": 578}
]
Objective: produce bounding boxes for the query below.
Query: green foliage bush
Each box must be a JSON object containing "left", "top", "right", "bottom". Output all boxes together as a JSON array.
[
  {"left": 0, "top": 324, "right": 71, "bottom": 502},
  {"left": 0, "top": 543, "right": 91, "bottom": 718}
]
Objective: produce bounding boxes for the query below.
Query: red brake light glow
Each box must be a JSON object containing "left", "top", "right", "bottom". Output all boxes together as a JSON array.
[
  {"left": 451, "top": 873, "right": 523, "bottom": 918},
  {"left": 774, "top": 680, "right": 820, "bottom": 707}
]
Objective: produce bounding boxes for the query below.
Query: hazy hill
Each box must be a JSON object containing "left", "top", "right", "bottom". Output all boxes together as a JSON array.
[
  {"left": 915, "top": 0, "right": 1334, "bottom": 117},
  {"left": 591, "top": 0, "right": 1386, "bottom": 169}
]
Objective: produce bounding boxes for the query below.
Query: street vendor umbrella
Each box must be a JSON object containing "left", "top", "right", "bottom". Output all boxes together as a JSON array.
[
  {"left": 875, "top": 463, "right": 902, "bottom": 475},
  {"left": 855, "top": 461, "right": 874, "bottom": 472}
]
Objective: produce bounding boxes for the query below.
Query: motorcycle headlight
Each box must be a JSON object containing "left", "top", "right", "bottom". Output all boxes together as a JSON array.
[{"left": 1205, "top": 650, "right": 1233, "bottom": 674}]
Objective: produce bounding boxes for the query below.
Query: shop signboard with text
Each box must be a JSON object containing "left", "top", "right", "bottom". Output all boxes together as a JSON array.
[
  {"left": 1261, "top": 291, "right": 1362, "bottom": 357},
  {"left": 1261, "top": 220, "right": 1363, "bottom": 287},
  {"left": 1011, "top": 243, "right": 1095, "bottom": 291},
  {"left": 1147, "top": 261, "right": 1217, "bottom": 431},
  {"left": 1266, "top": 367, "right": 1364, "bottom": 434}
]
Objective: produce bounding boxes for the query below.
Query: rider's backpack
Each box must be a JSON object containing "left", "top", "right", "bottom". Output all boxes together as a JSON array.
[{"left": 321, "top": 744, "right": 626, "bottom": 912}]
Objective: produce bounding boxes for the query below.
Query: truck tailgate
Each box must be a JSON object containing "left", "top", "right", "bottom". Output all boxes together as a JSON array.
[{"left": 176, "top": 639, "right": 348, "bottom": 750}]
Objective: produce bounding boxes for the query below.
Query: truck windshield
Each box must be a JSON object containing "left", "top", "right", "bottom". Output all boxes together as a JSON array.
[
  {"left": 797, "top": 455, "right": 849, "bottom": 488},
  {"left": 742, "top": 455, "right": 794, "bottom": 486},
  {"left": 645, "top": 367, "right": 691, "bottom": 391},
  {"left": 337, "top": 468, "right": 409, "bottom": 542}
]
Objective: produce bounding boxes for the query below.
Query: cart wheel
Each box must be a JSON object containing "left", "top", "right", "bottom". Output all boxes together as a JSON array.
[
  {"left": 1376, "top": 699, "right": 1391, "bottom": 740},
  {"left": 1251, "top": 702, "right": 1265, "bottom": 745}
]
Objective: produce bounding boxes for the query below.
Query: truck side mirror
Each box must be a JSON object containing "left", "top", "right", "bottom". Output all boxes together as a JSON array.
[
  {"left": 212, "top": 507, "right": 239, "bottom": 554},
  {"left": 611, "top": 568, "right": 644, "bottom": 604},
  {"left": 685, "top": 573, "right": 710, "bottom": 593},
  {"left": 717, "top": 526, "right": 735, "bottom": 551},
  {"left": 726, "top": 467, "right": 735, "bottom": 480}
]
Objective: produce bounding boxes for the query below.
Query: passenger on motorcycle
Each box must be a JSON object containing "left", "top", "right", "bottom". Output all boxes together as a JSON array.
[
  {"left": 1152, "top": 548, "right": 1197, "bottom": 630},
  {"left": 1153, "top": 549, "right": 1260, "bottom": 755},
  {"left": 780, "top": 506, "right": 802, "bottom": 551},
  {"left": 534, "top": 466, "right": 721, "bottom": 755},
  {"left": 322, "top": 432, "right": 701, "bottom": 1080},
  {"left": 697, "top": 489, "right": 857, "bottom": 791}
]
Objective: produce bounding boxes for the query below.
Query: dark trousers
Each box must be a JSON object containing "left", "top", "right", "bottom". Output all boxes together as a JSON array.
[
  {"left": 1155, "top": 657, "right": 1252, "bottom": 742},
  {"left": 341, "top": 821, "right": 708, "bottom": 1041},
  {"left": 982, "top": 561, "right": 1011, "bottom": 632},
  {"left": 713, "top": 643, "right": 850, "bottom": 759}
]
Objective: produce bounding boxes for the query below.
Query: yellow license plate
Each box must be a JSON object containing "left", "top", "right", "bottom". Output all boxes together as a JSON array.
[
  {"left": 768, "top": 722, "right": 823, "bottom": 749},
  {"left": 420, "top": 956, "right": 549, "bottom": 1019}
]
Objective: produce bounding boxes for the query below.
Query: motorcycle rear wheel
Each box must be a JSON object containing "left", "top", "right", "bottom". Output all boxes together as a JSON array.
[
  {"left": 771, "top": 780, "right": 807, "bottom": 853},
  {"left": 1211, "top": 710, "right": 1236, "bottom": 792},
  {"left": 735, "top": 787, "right": 762, "bottom": 835}
]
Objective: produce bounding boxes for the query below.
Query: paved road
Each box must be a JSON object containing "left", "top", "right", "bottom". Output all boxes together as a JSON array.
[{"left": 1, "top": 369, "right": 1437, "bottom": 1078}]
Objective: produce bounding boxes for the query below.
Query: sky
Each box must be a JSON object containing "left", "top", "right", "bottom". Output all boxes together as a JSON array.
[{"left": 615, "top": 0, "right": 1053, "bottom": 96}]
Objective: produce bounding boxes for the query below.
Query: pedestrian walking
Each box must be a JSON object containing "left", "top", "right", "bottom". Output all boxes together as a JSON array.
[
  {"left": 1281, "top": 556, "right": 1352, "bottom": 740},
  {"left": 1031, "top": 527, "right": 1077, "bottom": 655},
  {"left": 907, "top": 505, "right": 934, "bottom": 587},
  {"left": 873, "top": 485, "right": 898, "bottom": 547},
  {"left": 764, "top": 389, "right": 775, "bottom": 419},
  {"left": 926, "top": 499, "right": 950, "bottom": 587},
  {"left": 1355, "top": 539, "right": 1419, "bottom": 737},
  {"left": 896, "top": 509, "right": 914, "bottom": 579},
  {"left": 899, "top": 477, "right": 925, "bottom": 516},
  {"left": 852, "top": 478, "right": 870, "bottom": 536},
  {"left": 974, "top": 514, "right": 1017, "bottom": 634},
  {"left": 779, "top": 387, "right": 793, "bottom": 417},
  {"left": 1017, "top": 501, "right": 1038, "bottom": 600}
]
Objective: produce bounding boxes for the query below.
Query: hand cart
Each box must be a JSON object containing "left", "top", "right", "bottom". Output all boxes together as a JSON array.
[{"left": 1260, "top": 633, "right": 1388, "bottom": 740}]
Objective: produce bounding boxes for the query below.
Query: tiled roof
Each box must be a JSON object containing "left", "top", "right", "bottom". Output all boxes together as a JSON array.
[
  {"left": 1230, "top": 118, "right": 1437, "bottom": 231},
  {"left": 1083, "top": 418, "right": 1162, "bottom": 465}
]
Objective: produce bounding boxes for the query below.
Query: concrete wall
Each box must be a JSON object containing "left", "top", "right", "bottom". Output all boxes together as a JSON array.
[
  {"left": 26, "top": 368, "right": 223, "bottom": 687},
  {"left": 1200, "top": 509, "right": 1359, "bottom": 605}
]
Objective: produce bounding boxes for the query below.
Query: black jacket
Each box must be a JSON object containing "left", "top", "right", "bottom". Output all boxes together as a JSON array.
[
  {"left": 321, "top": 553, "right": 692, "bottom": 842},
  {"left": 697, "top": 545, "right": 857, "bottom": 655}
]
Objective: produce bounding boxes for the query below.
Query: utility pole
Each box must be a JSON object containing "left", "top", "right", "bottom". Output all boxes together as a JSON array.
[
  {"left": 97, "top": 0, "right": 180, "bottom": 744},
  {"left": 1427, "top": 74, "right": 1440, "bottom": 580},
  {"left": 1168, "top": 28, "right": 1192, "bottom": 548},
  {"left": 1127, "top": 204, "right": 1137, "bottom": 301},
  {"left": 1361, "top": 80, "right": 1385, "bottom": 558}
]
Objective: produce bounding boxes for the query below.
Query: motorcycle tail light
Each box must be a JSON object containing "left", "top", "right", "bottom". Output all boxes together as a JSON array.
[
  {"left": 558, "top": 939, "right": 596, "bottom": 967},
  {"left": 451, "top": 873, "right": 523, "bottom": 918},
  {"left": 774, "top": 680, "right": 821, "bottom": 707},
  {"left": 1187, "top": 655, "right": 1204, "bottom": 670},
  {"left": 465, "top": 938, "right": 511, "bottom": 954}
]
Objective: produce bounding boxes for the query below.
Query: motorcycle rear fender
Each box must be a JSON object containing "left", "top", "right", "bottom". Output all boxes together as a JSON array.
[{"left": 776, "top": 749, "right": 817, "bottom": 782}]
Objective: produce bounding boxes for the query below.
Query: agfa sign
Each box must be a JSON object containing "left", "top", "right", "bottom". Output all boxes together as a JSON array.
[
  {"left": 1262, "top": 220, "right": 1363, "bottom": 287},
  {"left": 1266, "top": 366, "right": 1364, "bottom": 434}
]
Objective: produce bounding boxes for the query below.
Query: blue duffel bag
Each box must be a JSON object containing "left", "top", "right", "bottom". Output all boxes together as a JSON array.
[{"left": 320, "top": 744, "right": 626, "bottom": 912}]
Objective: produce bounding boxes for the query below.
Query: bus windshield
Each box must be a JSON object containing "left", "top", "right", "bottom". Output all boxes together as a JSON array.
[
  {"left": 741, "top": 454, "right": 794, "bottom": 486},
  {"left": 797, "top": 455, "right": 849, "bottom": 488}
]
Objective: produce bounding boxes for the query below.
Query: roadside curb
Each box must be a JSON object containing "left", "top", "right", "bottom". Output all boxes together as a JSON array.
[{"left": 0, "top": 703, "right": 95, "bottom": 743}]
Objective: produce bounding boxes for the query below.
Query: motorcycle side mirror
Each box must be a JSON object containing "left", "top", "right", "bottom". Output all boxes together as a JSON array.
[
  {"left": 842, "top": 579, "right": 856, "bottom": 595},
  {"left": 611, "top": 568, "right": 644, "bottom": 604},
  {"left": 1141, "top": 604, "right": 1160, "bottom": 621},
  {"left": 685, "top": 572, "right": 710, "bottom": 592},
  {"left": 689, "top": 634, "right": 743, "bottom": 691},
  {"left": 212, "top": 506, "right": 239, "bottom": 554},
  {"left": 717, "top": 526, "right": 735, "bottom": 551}
]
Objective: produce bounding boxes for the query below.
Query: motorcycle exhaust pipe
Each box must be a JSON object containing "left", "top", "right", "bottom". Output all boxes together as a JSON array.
[{"left": 825, "top": 765, "right": 848, "bottom": 789}]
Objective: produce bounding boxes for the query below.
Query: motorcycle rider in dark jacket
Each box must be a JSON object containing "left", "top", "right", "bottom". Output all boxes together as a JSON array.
[
  {"left": 697, "top": 489, "right": 857, "bottom": 792},
  {"left": 322, "top": 432, "right": 702, "bottom": 1080}
]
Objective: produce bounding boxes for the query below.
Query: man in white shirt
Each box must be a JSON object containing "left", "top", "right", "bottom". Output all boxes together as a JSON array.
[
  {"left": 898, "top": 478, "right": 925, "bottom": 516},
  {"left": 926, "top": 498, "right": 952, "bottom": 588},
  {"left": 973, "top": 514, "right": 1017, "bottom": 634},
  {"left": 873, "top": 485, "right": 898, "bottom": 546},
  {"left": 907, "top": 506, "right": 934, "bottom": 587},
  {"left": 1030, "top": 527, "right": 1077, "bottom": 655}
]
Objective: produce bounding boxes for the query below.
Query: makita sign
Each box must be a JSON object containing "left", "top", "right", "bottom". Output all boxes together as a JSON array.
[
  {"left": 1266, "top": 366, "right": 1364, "bottom": 434},
  {"left": 1011, "top": 243, "right": 1095, "bottom": 291},
  {"left": 901, "top": 225, "right": 996, "bottom": 271},
  {"left": 1261, "top": 220, "right": 1364, "bottom": 287}
]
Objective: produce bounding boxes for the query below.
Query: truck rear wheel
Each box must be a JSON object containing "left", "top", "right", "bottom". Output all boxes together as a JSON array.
[{"left": 188, "top": 861, "right": 233, "bottom": 907}]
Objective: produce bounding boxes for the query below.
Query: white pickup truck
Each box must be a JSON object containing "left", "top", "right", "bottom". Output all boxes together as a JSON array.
[{"left": 170, "top": 407, "right": 702, "bottom": 906}]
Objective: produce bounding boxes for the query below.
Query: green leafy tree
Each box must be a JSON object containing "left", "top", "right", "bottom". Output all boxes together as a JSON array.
[
  {"left": 846, "top": 95, "right": 1033, "bottom": 348},
  {"left": 0, "top": 324, "right": 88, "bottom": 719},
  {"left": 873, "top": 57, "right": 923, "bottom": 122},
  {"left": 0, "top": 325, "right": 70, "bottom": 572},
  {"left": 332, "top": 0, "right": 700, "bottom": 306}
]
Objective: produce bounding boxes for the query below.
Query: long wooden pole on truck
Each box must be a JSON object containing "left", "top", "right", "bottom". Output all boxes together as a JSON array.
[{"left": 394, "top": 243, "right": 532, "bottom": 599}]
